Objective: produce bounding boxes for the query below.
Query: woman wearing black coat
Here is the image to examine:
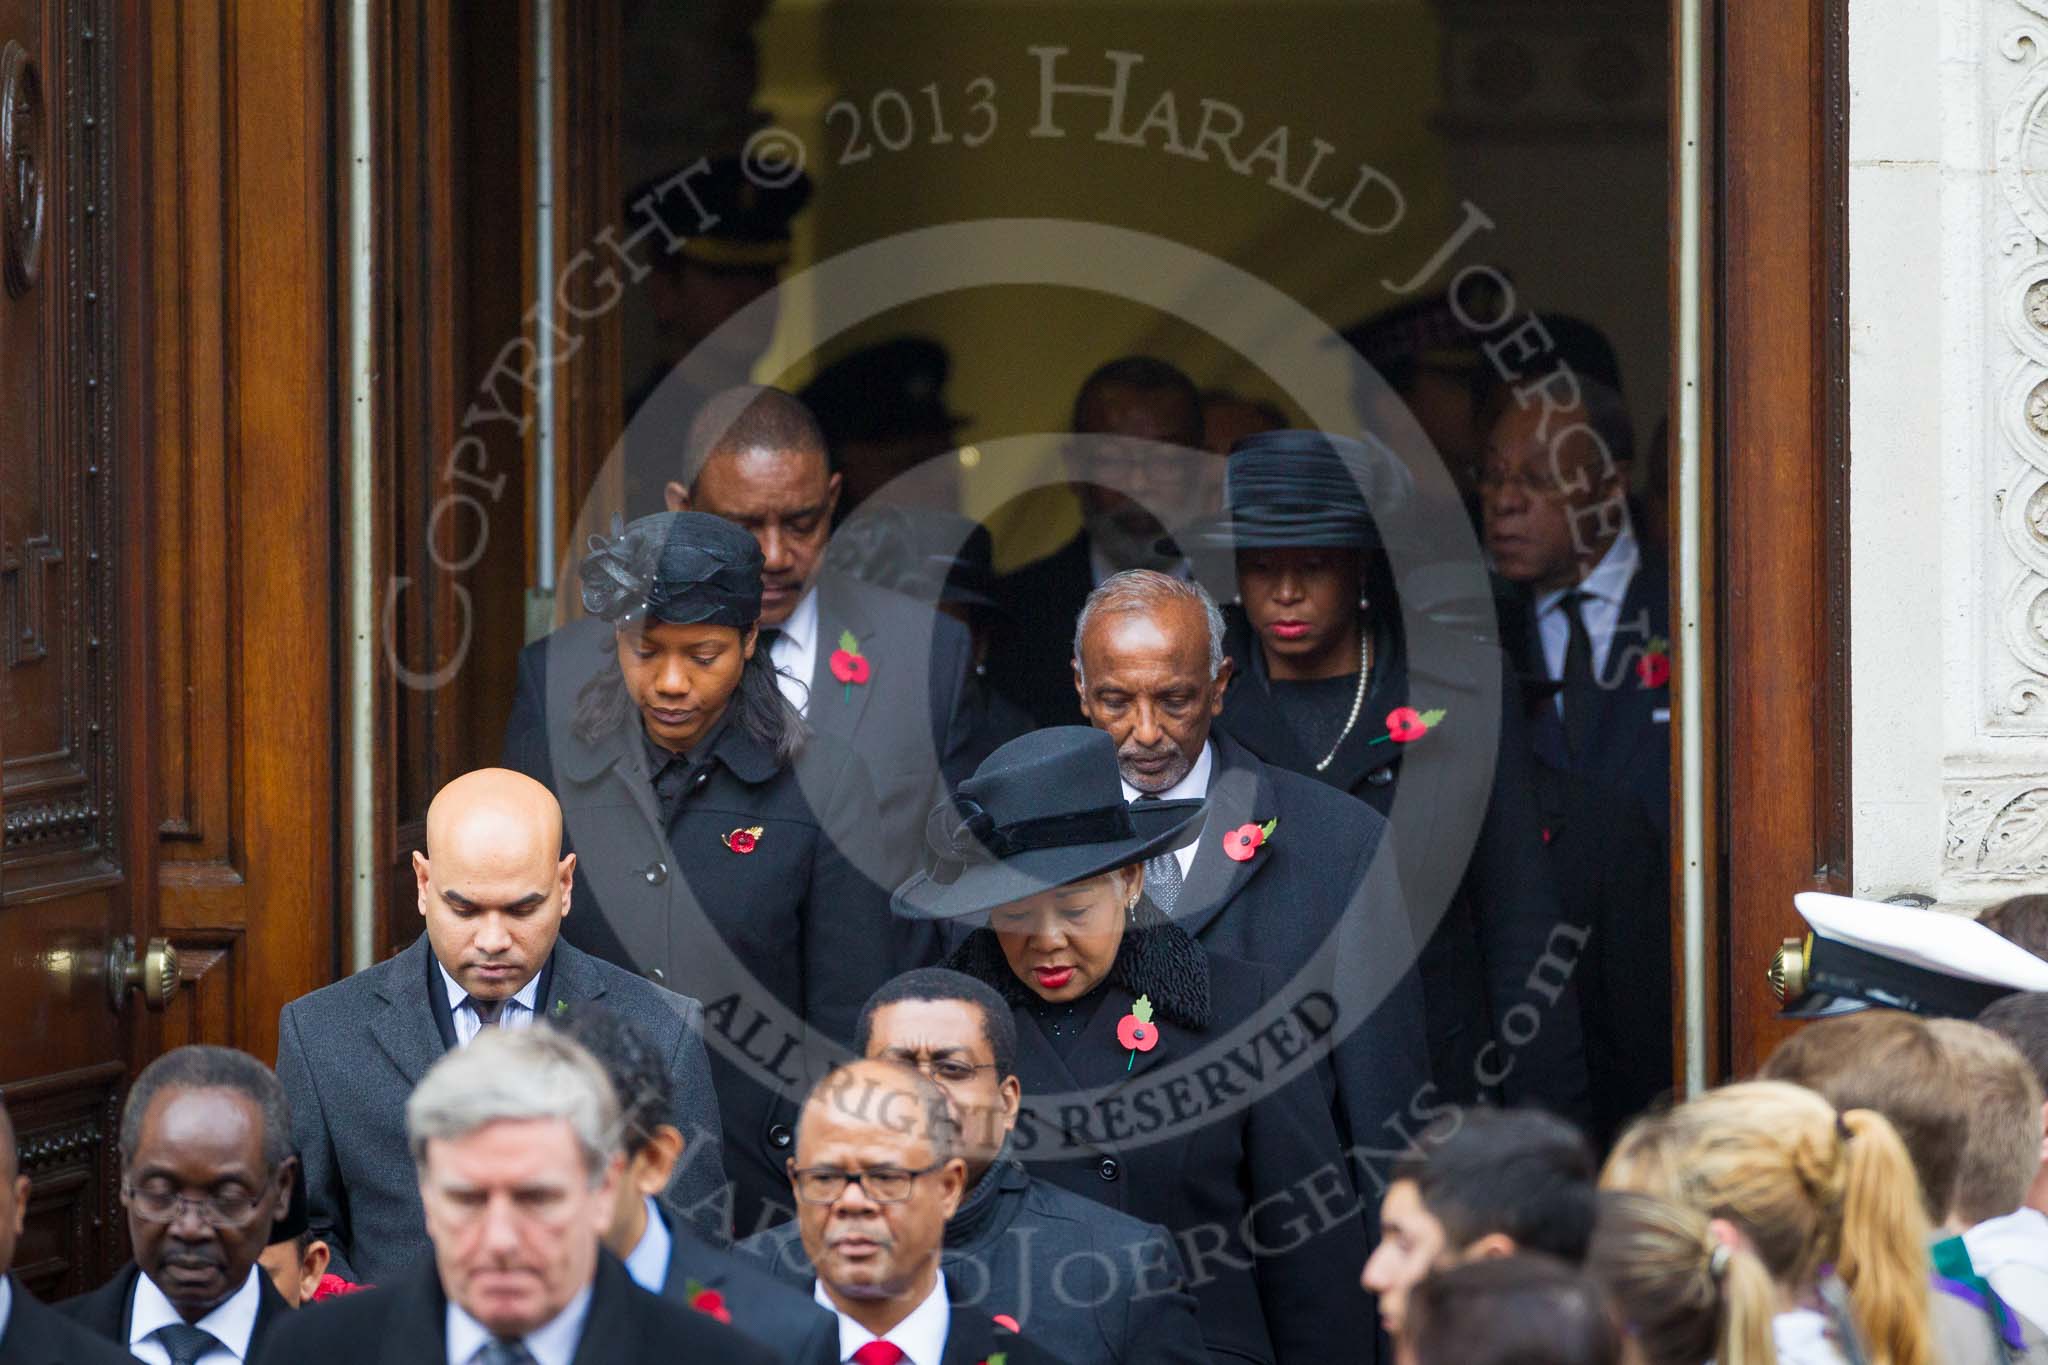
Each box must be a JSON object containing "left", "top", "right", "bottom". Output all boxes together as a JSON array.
[
  {"left": 501, "top": 510, "right": 904, "bottom": 1239},
  {"left": 1198, "top": 430, "right": 1588, "bottom": 1118},
  {"left": 897, "top": 725, "right": 1373, "bottom": 1365}
]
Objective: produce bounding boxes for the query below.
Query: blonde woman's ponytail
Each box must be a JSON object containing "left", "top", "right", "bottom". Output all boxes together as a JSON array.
[
  {"left": 1717, "top": 1240, "right": 1780, "bottom": 1365},
  {"left": 1835, "top": 1107, "right": 1935, "bottom": 1365}
]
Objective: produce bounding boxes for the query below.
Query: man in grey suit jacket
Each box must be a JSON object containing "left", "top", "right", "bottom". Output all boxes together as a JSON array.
[{"left": 276, "top": 769, "right": 725, "bottom": 1283}]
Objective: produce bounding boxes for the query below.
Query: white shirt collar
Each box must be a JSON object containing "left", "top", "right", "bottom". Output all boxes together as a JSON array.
[
  {"left": 445, "top": 1282, "right": 593, "bottom": 1365},
  {"left": 815, "top": 1270, "right": 951, "bottom": 1365},
  {"left": 0, "top": 1276, "right": 13, "bottom": 1345},
  {"left": 1535, "top": 525, "right": 1640, "bottom": 616},
  {"left": 622, "top": 1196, "right": 673, "bottom": 1294},
  {"left": 130, "top": 1264, "right": 264, "bottom": 1362},
  {"left": 437, "top": 960, "right": 543, "bottom": 1042},
  {"left": 1119, "top": 739, "right": 1214, "bottom": 805},
  {"left": 777, "top": 584, "right": 821, "bottom": 654}
]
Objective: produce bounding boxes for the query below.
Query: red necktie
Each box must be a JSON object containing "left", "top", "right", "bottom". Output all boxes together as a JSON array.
[{"left": 852, "top": 1342, "right": 907, "bottom": 1365}]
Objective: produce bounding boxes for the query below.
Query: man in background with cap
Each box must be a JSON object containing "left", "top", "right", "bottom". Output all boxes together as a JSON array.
[
  {"left": 624, "top": 154, "right": 813, "bottom": 517},
  {"left": 801, "top": 335, "right": 970, "bottom": 521}
]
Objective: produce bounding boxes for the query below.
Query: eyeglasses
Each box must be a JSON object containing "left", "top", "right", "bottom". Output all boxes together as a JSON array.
[
  {"left": 1472, "top": 464, "right": 1580, "bottom": 502},
  {"left": 790, "top": 1163, "right": 945, "bottom": 1205},
  {"left": 878, "top": 1052, "right": 999, "bottom": 1085},
  {"left": 122, "top": 1181, "right": 270, "bottom": 1228}
]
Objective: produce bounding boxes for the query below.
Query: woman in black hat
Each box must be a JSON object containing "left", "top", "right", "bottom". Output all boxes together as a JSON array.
[
  {"left": 1195, "top": 430, "right": 1588, "bottom": 1118},
  {"left": 502, "top": 510, "right": 902, "bottom": 1237},
  {"left": 900, "top": 726, "right": 1372, "bottom": 1365}
]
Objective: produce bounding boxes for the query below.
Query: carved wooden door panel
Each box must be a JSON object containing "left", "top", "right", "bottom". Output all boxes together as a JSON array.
[{"left": 0, "top": 0, "right": 156, "bottom": 1298}]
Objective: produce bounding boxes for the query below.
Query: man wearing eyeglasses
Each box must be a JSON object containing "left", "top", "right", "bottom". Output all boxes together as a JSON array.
[
  {"left": 739, "top": 973, "right": 1205, "bottom": 1365},
  {"left": 57, "top": 1047, "right": 298, "bottom": 1365},
  {"left": 780, "top": 1059, "right": 1067, "bottom": 1365}
]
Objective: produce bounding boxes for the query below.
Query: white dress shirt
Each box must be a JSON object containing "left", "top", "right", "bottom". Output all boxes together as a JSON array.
[
  {"left": 768, "top": 586, "right": 821, "bottom": 717},
  {"left": 129, "top": 1265, "right": 263, "bottom": 1365},
  {"left": 1121, "top": 741, "right": 1213, "bottom": 880},
  {"left": 0, "top": 1275, "right": 13, "bottom": 1345},
  {"left": 1965, "top": 1206, "right": 2048, "bottom": 1333},
  {"left": 437, "top": 962, "right": 541, "bottom": 1048},
  {"left": 622, "top": 1195, "right": 673, "bottom": 1294},
  {"left": 1534, "top": 526, "right": 1642, "bottom": 699},
  {"left": 445, "top": 1283, "right": 593, "bottom": 1365},
  {"left": 815, "top": 1271, "right": 951, "bottom": 1365}
]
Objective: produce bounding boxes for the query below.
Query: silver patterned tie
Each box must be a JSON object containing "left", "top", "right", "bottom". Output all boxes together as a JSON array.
[{"left": 1135, "top": 795, "right": 1184, "bottom": 915}]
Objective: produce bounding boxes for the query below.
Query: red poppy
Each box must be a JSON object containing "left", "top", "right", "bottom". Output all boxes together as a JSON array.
[
  {"left": 722, "top": 825, "right": 764, "bottom": 854},
  {"left": 1386, "top": 707, "right": 1428, "bottom": 743},
  {"left": 992, "top": 1314, "right": 1021, "bottom": 1334},
  {"left": 1637, "top": 652, "right": 1671, "bottom": 688},
  {"left": 310, "top": 1273, "right": 367, "bottom": 1302},
  {"left": 1116, "top": 1014, "right": 1158, "bottom": 1052},
  {"left": 689, "top": 1287, "right": 732, "bottom": 1324},
  {"left": 829, "top": 648, "right": 870, "bottom": 685}
]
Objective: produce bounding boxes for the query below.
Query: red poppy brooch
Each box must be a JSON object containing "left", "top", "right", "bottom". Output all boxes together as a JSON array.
[
  {"left": 1636, "top": 636, "right": 1671, "bottom": 689},
  {"left": 721, "top": 825, "right": 763, "bottom": 854},
  {"left": 1372, "top": 706, "right": 1446, "bottom": 746},
  {"left": 1223, "top": 818, "right": 1278, "bottom": 863},
  {"left": 683, "top": 1279, "right": 732, "bottom": 1324},
  {"left": 829, "top": 629, "right": 870, "bottom": 698},
  {"left": 1117, "top": 994, "right": 1161, "bottom": 1071}
]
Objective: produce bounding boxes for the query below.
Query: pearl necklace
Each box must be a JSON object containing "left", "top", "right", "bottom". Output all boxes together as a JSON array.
[{"left": 1313, "top": 633, "right": 1372, "bottom": 773}]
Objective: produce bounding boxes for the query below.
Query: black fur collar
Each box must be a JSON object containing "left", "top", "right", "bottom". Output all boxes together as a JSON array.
[{"left": 944, "top": 900, "right": 1211, "bottom": 1030}]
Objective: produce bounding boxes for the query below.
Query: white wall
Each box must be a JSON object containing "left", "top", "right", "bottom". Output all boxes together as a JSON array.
[{"left": 1850, "top": 0, "right": 2048, "bottom": 907}]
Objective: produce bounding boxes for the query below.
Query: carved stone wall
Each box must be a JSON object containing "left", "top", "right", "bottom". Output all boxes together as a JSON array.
[{"left": 1854, "top": 0, "right": 2048, "bottom": 904}]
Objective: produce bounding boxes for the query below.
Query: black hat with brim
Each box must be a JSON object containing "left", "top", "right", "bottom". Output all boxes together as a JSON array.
[
  {"left": 1176, "top": 428, "right": 1412, "bottom": 557},
  {"left": 893, "top": 728, "right": 1207, "bottom": 922}
]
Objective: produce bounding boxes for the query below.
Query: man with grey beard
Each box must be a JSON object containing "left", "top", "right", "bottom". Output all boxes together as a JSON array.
[{"left": 1072, "top": 569, "right": 1435, "bottom": 1202}]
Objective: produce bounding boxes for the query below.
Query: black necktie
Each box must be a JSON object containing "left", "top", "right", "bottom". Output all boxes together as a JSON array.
[
  {"left": 756, "top": 626, "right": 784, "bottom": 655},
  {"left": 477, "top": 1341, "right": 537, "bottom": 1365},
  {"left": 466, "top": 994, "right": 507, "bottom": 1029},
  {"left": 154, "top": 1324, "right": 222, "bottom": 1365},
  {"left": 1558, "top": 589, "right": 1597, "bottom": 762}
]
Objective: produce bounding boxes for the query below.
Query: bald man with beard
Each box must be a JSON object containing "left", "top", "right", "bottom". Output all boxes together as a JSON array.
[{"left": 275, "top": 769, "right": 727, "bottom": 1282}]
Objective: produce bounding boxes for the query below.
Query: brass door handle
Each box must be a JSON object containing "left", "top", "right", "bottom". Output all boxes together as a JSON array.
[{"left": 107, "top": 935, "right": 180, "bottom": 1011}]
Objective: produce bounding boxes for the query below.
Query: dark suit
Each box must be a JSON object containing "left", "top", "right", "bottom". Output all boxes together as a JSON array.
[
  {"left": 985, "top": 531, "right": 1095, "bottom": 730},
  {"left": 1514, "top": 555, "right": 1672, "bottom": 843},
  {"left": 935, "top": 1305, "right": 1074, "bottom": 1365},
  {"left": 250, "top": 1251, "right": 776, "bottom": 1365},
  {"left": 276, "top": 934, "right": 726, "bottom": 1280},
  {"left": 1167, "top": 733, "right": 1435, "bottom": 1187},
  {"left": 1216, "top": 610, "right": 1590, "bottom": 1119},
  {"left": 951, "top": 931, "right": 1371, "bottom": 1365},
  {"left": 648, "top": 1207, "right": 837, "bottom": 1365},
  {"left": 737, "top": 1158, "right": 1210, "bottom": 1365},
  {"left": 500, "top": 666, "right": 900, "bottom": 1239},
  {"left": 0, "top": 1280, "right": 139, "bottom": 1364},
  {"left": 57, "top": 1265, "right": 288, "bottom": 1362}
]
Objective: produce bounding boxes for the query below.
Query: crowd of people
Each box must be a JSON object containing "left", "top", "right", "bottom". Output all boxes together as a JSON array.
[{"left": 0, "top": 308, "right": 1762, "bottom": 1365}]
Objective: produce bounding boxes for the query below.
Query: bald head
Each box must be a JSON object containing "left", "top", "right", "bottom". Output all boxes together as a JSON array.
[{"left": 415, "top": 769, "right": 576, "bottom": 1002}]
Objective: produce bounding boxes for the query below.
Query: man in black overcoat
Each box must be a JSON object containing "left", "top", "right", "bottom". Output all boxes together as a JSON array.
[
  {"left": 253, "top": 1029, "right": 773, "bottom": 1365},
  {"left": 1071, "top": 570, "right": 1437, "bottom": 1181}
]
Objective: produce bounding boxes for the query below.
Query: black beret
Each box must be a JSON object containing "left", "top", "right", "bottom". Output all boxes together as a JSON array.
[
  {"left": 626, "top": 153, "right": 813, "bottom": 272},
  {"left": 580, "top": 511, "right": 763, "bottom": 628}
]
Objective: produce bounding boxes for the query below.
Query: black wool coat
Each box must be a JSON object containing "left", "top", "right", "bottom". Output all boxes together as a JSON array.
[
  {"left": 1168, "top": 732, "right": 1436, "bottom": 1190},
  {"left": 249, "top": 1252, "right": 777, "bottom": 1365},
  {"left": 736, "top": 1157, "right": 1211, "bottom": 1365},
  {"left": 1216, "top": 610, "right": 1590, "bottom": 1119},
  {"left": 948, "top": 923, "right": 1373, "bottom": 1365},
  {"left": 651, "top": 1205, "right": 839, "bottom": 1365},
  {"left": 501, "top": 660, "right": 905, "bottom": 1240},
  {"left": 58, "top": 1265, "right": 290, "bottom": 1361},
  {"left": 2, "top": 1275, "right": 145, "bottom": 1364}
]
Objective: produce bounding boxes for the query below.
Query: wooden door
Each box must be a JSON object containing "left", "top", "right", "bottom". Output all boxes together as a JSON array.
[{"left": 0, "top": 0, "right": 153, "bottom": 1299}]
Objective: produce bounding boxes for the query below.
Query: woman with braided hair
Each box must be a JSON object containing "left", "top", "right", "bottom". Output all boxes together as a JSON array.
[{"left": 1600, "top": 1081, "right": 1935, "bottom": 1365}]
